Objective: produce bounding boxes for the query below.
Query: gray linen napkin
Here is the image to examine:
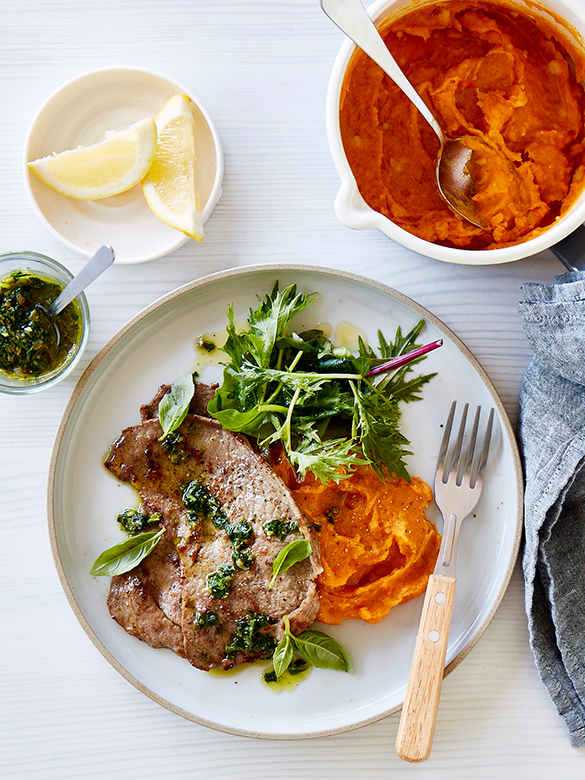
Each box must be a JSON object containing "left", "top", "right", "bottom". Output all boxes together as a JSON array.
[{"left": 518, "top": 269, "right": 585, "bottom": 747}]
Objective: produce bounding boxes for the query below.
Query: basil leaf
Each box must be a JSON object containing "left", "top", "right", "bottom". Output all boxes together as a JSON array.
[
  {"left": 272, "top": 635, "right": 295, "bottom": 678},
  {"left": 293, "top": 630, "right": 354, "bottom": 674},
  {"left": 158, "top": 372, "right": 195, "bottom": 441},
  {"left": 269, "top": 539, "right": 312, "bottom": 589},
  {"left": 90, "top": 528, "right": 165, "bottom": 577}
]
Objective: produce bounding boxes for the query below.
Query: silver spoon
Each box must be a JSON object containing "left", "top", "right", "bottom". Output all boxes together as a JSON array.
[
  {"left": 34, "top": 245, "right": 115, "bottom": 344},
  {"left": 321, "top": 0, "right": 486, "bottom": 230}
]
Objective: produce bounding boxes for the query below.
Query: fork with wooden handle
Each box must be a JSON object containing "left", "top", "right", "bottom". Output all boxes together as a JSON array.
[{"left": 395, "top": 401, "right": 494, "bottom": 762}]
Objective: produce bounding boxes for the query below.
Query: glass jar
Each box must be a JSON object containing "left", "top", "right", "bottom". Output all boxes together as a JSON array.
[{"left": 0, "top": 251, "right": 89, "bottom": 394}]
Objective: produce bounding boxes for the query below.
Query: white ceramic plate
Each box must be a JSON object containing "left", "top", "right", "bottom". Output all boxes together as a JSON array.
[
  {"left": 48, "top": 264, "right": 523, "bottom": 739},
  {"left": 24, "top": 67, "right": 224, "bottom": 264}
]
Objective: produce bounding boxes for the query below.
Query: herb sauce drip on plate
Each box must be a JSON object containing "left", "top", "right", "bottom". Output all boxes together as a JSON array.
[{"left": 0, "top": 271, "right": 82, "bottom": 379}]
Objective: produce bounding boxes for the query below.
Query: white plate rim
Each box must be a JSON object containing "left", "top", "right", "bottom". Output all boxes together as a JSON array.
[{"left": 47, "top": 263, "right": 524, "bottom": 739}]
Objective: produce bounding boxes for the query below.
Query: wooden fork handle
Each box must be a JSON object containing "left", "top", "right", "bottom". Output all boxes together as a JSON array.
[{"left": 395, "top": 573, "right": 457, "bottom": 762}]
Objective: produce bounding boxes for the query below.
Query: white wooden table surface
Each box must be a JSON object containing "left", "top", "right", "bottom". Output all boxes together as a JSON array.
[{"left": 2, "top": 1, "right": 585, "bottom": 777}]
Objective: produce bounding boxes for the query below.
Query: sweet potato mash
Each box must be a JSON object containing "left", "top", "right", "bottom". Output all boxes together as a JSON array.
[
  {"left": 273, "top": 454, "right": 441, "bottom": 625},
  {"left": 339, "top": 0, "right": 585, "bottom": 249}
]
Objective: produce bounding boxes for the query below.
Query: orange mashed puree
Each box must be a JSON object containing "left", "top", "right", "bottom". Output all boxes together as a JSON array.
[
  {"left": 273, "top": 454, "right": 441, "bottom": 625},
  {"left": 340, "top": 0, "right": 585, "bottom": 249}
]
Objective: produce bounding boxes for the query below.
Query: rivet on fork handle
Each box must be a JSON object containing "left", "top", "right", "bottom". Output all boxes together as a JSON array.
[{"left": 395, "top": 572, "right": 457, "bottom": 762}]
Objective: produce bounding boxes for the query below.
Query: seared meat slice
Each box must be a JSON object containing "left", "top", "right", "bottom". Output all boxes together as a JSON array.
[
  {"left": 105, "top": 412, "right": 321, "bottom": 670},
  {"left": 107, "top": 536, "right": 186, "bottom": 657}
]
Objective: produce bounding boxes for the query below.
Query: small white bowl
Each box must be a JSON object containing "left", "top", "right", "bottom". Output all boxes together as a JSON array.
[
  {"left": 24, "top": 67, "right": 224, "bottom": 265},
  {"left": 326, "top": 0, "right": 585, "bottom": 265}
]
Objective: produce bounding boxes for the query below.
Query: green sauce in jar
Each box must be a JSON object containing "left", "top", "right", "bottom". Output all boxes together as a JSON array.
[{"left": 0, "top": 271, "right": 82, "bottom": 379}]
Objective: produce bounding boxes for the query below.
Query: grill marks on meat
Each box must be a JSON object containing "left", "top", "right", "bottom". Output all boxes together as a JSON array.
[{"left": 104, "top": 386, "right": 321, "bottom": 670}]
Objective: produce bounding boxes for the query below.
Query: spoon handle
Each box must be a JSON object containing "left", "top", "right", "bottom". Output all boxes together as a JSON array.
[
  {"left": 48, "top": 245, "right": 115, "bottom": 317},
  {"left": 320, "top": 0, "right": 444, "bottom": 142}
]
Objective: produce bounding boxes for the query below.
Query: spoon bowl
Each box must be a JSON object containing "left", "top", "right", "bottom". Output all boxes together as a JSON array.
[{"left": 436, "top": 139, "right": 486, "bottom": 230}]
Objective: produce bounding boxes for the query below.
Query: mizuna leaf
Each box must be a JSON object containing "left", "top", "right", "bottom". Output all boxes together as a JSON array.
[
  {"left": 89, "top": 528, "right": 165, "bottom": 576},
  {"left": 209, "top": 283, "right": 436, "bottom": 484},
  {"left": 288, "top": 437, "right": 363, "bottom": 484}
]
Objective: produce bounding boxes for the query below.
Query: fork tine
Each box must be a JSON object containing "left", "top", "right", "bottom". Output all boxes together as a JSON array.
[
  {"left": 471, "top": 407, "right": 494, "bottom": 488},
  {"left": 436, "top": 400, "right": 456, "bottom": 484},
  {"left": 461, "top": 406, "right": 481, "bottom": 487},
  {"left": 437, "top": 402, "right": 494, "bottom": 489},
  {"left": 450, "top": 402, "right": 469, "bottom": 483}
]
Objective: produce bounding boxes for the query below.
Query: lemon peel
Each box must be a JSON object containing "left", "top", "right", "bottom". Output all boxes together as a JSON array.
[
  {"left": 27, "top": 117, "right": 157, "bottom": 200},
  {"left": 142, "top": 94, "right": 204, "bottom": 241}
]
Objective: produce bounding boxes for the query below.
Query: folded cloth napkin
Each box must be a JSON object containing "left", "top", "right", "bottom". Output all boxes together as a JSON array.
[{"left": 518, "top": 269, "right": 585, "bottom": 747}]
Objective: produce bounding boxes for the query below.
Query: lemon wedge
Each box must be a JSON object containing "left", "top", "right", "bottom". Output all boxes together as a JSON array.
[
  {"left": 27, "top": 118, "right": 157, "bottom": 200},
  {"left": 142, "top": 94, "right": 204, "bottom": 241}
]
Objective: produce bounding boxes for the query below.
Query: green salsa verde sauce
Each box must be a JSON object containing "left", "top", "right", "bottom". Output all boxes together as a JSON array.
[{"left": 0, "top": 270, "right": 82, "bottom": 379}]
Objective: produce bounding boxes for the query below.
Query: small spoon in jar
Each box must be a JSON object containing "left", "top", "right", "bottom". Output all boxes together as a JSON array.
[
  {"left": 321, "top": 0, "right": 487, "bottom": 230},
  {"left": 33, "top": 245, "right": 115, "bottom": 344}
]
